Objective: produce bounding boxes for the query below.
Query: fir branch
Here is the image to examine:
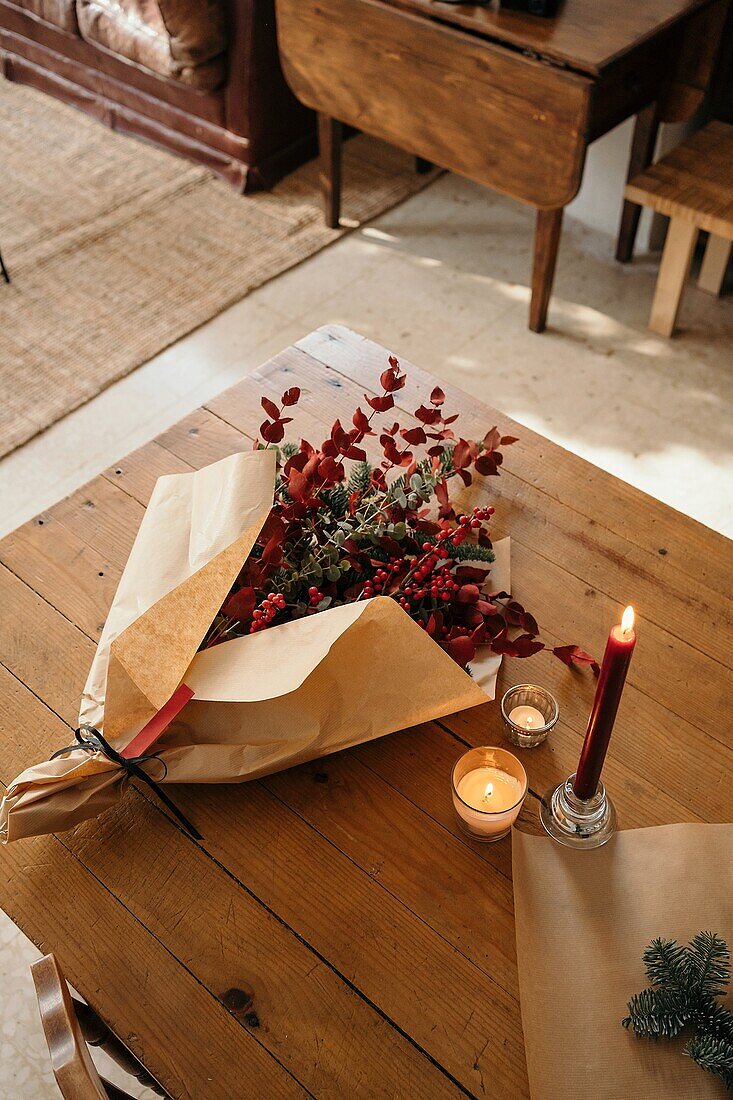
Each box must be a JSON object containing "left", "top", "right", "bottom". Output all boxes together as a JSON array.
[
  {"left": 622, "top": 988, "right": 691, "bottom": 1039},
  {"left": 643, "top": 937, "right": 688, "bottom": 988},
  {"left": 686, "top": 931, "right": 731, "bottom": 999},
  {"left": 686, "top": 1032, "right": 733, "bottom": 1090},
  {"left": 623, "top": 932, "right": 733, "bottom": 1090},
  {"left": 347, "top": 460, "right": 373, "bottom": 497},
  {"left": 452, "top": 541, "right": 495, "bottom": 563}
]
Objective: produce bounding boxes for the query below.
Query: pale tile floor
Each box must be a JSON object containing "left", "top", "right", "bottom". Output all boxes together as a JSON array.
[{"left": 1, "top": 171, "right": 731, "bottom": 1098}]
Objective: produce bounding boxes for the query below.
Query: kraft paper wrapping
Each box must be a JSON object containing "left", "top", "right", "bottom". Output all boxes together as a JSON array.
[
  {"left": 1, "top": 450, "right": 509, "bottom": 842},
  {"left": 513, "top": 824, "right": 733, "bottom": 1100}
]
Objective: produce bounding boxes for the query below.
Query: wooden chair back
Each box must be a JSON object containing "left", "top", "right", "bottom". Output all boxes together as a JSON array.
[{"left": 31, "top": 954, "right": 166, "bottom": 1099}]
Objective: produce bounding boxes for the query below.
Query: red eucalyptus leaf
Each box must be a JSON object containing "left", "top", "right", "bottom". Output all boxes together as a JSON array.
[
  {"left": 455, "top": 565, "right": 490, "bottom": 583},
  {"left": 475, "top": 599, "right": 498, "bottom": 616},
  {"left": 522, "top": 610, "right": 540, "bottom": 637},
  {"left": 366, "top": 393, "right": 395, "bottom": 413},
  {"left": 261, "top": 419, "right": 285, "bottom": 443},
  {"left": 501, "top": 435, "right": 519, "bottom": 446},
  {"left": 553, "top": 645, "right": 601, "bottom": 676},
  {"left": 222, "top": 586, "right": 256, "bottom": 622},
  {"left": 287, "top": 468, "right": 311, "bottom": 501},
  {"left": 262, "top": 533, "right": 284, "bottom": 567},
  {"left": 382, "top": 438, "right": 403, "bottom": 465},
  {"left": 475, "top": 452, "right": 503, "bottom": 476},
  {"left": 415, "top": 404, "right": 442, "bottom": 425},
  {"left": 318, "top": 456, "right": 345, "bottom": 482},
  {"left": 511, "top": 635, "right": 546, "bottom": 658},
  {"left": 493, "top": 632, "right": 545, "bottom": 658},
  {"left": 445, "top": 635, "right": 476, "bottom": 667},
  {"left": 452, "top": 439, "right": 472, "bottom": 469},
  {"left": 378, "top": 365, "right": 402, "bottom": 391},
  {"left": 352, "top": 408, "right": 371, "bottom": 434},
  {"left": 430, "top": 386, "right": 445, "bottom": 407},
  {"left": 401, "top": 426, "right": 427, "bottom": 445},
  {"left": 456, "top": 468, "right": 473, "bottom": 487},
  {"left": 281, "top": 387, "right": 301, "bottom": 406},
  {"left": 457, "top": 584, "right": 481, "bottom": 604},
  {"left": 483, "top": 426, "right": 501, "bottom": 451},
  {"left": 261, "top": 396, "right": 280, "bottom": 420}
]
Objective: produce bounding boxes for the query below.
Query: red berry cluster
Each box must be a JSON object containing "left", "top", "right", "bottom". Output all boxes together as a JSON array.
[
  {"left": 447, "top": 506, "right": 495, "bottom": 546},
  {"left": 361, "top": 560, "right": 402, "bottom": 599},
  {"left": 250, "top": 591, "right": 287, "bottom": 632},
  {"left": 308, "top": 586, "right": 325, "bottom": 607}
]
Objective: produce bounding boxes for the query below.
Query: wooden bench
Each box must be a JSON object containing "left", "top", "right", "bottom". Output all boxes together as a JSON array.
[{"left": 625, "top": 120, "right": 733, "bottom": 336}]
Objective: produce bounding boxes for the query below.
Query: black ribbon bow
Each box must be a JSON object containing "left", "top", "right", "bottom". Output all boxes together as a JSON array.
[{"left": 51, "top": 724, "right": 202, "bottom": 841}]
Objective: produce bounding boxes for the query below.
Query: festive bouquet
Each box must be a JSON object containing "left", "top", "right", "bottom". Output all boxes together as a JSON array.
[
  {"left": 1, "top": 357, "right": 588, "bottom": 843},
  {"left": 203, "top": 356, "right": 546, "bottom": 669}
]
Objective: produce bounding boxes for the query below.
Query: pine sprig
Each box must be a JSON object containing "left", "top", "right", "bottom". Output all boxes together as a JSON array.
[
  {"left": 623, "top": 932, "right": 733, "bottom": 1090},
  {"left": 687, "top": 1033, "right": 733, "bottom": 1089},
  {"left": 642, "top": 936, "right": 688, "bottom": 988},
  {"left": 686, "top": 930, "right": 731, "bottom": 998}
]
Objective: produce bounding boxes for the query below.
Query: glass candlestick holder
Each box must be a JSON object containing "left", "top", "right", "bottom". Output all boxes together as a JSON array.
[
  {"left": 539, "top": 772, "right": 617, "bottom": 849},
  {"left": 500, "top": 684, "right": 558, "bottom": 748}
]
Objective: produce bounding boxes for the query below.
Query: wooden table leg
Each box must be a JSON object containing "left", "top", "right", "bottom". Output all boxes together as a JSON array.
[
  {"left": 616, "top": 104, "right": 660, "bottom": 263},
  {"left": 317, "top": 113, "right": 343, "bottom": 229},
  {"left": 649, "top": 218, "right": 698, "bottom": 337},
  {"left": 530, "top": 207, "right": 563, "bottom": 333},
  {"left": 697, "top": 234, "right": 732, "bottom": 295}
]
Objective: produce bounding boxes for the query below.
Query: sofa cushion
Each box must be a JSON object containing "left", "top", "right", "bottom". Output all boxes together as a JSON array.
[
  {"left": 75, "top": 0, "right": 227, "bottom": 90},
  {"left": 11, "top": 0, "right": 79, "bottom": 33}
]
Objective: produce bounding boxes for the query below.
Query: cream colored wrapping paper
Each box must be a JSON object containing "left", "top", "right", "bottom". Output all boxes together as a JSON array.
[
  {"left": 1, "top": 450, "right": 509, "bottom": 842},
  {"left": 513, "top": 824, "right": 733, "bottom": 1100}
]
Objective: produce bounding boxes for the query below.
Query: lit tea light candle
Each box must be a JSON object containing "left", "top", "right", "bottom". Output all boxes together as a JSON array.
[
  {"left": 500, "top": 685, "right": 559, "bottom": 748},
  {"left": 452, "top": 747, "right": 527, "bottom": 842},
  {"left": 508, "top": 704, "right": 545, "bottom": 730}
]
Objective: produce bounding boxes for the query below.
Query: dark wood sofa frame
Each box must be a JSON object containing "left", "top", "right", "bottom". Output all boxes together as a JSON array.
[{"left": 0, "top": 0, "right": 315, "bottom": 191}]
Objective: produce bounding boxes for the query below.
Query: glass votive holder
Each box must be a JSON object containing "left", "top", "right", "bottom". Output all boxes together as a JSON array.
[
  {"left": 451, "top": 746, "right": 528, "bottom": 842},
  {"left": 500, "top": 684, "right": 558, "bottom": 748}
]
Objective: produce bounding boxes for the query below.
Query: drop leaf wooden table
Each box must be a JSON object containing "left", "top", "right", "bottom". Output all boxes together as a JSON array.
[
  {"left": 1, "top": 326, "right": 731, "bottom": 1099},
  {"left": 275, "top": 0, "right": 729, "bottom": 332}
]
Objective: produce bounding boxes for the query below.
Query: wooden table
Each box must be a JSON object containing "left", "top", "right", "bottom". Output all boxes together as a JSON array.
[
  {"left": 275, "top": 0, "right": 729, "bottom": 332},
  {"left": 1, "top": 325, "right": 731, "bottom": 1099}
]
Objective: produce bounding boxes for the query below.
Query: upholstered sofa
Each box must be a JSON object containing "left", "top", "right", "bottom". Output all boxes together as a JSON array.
[{"left": 0, "top": 0, "right": 315, "bottom": 190}]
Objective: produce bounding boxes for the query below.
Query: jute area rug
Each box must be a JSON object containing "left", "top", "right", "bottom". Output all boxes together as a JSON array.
[{"left": 0, "top": 79, "right": 438, "bottom": 456}]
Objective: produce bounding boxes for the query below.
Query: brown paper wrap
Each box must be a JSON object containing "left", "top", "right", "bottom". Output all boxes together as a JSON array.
[
  {"left": 513, "top": 823, "right": 733, "bottom": 1100},
  {"left": 1, "top": 450, "right": 508, "bottom": 843}
]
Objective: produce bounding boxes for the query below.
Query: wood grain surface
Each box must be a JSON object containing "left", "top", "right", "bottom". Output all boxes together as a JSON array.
[
  {"left": 380, "top": 0, "right": 717, "bottom": 75},
  {"left": 1, "top": 325, "right": 731, "bottom": 1099},
  {"left": 625, "top": 120, "right": 733, "bottom": 238},
  {"left": 276, "top": 0, "right": 591, "bottom": 209}
]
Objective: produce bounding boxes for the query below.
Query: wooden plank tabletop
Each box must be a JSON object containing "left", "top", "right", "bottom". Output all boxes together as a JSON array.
[
  {"left": 1, "top": 324, "right": 731, "bottom": 1099},
  {"left": 384, "top": 0, "right": 716, "bottom": 75}
]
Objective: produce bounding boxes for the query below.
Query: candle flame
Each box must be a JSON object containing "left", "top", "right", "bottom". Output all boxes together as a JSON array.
[
  {"left": 483, "top": 782, "right": 494, "bottom": 801},
  {"left": 621, "top": 605, "right": 635, "bottom": 635}
]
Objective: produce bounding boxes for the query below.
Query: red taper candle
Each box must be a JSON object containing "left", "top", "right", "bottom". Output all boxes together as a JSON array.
[{"left": 573, "top": 605, "right": 636, "bottom": 800}]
